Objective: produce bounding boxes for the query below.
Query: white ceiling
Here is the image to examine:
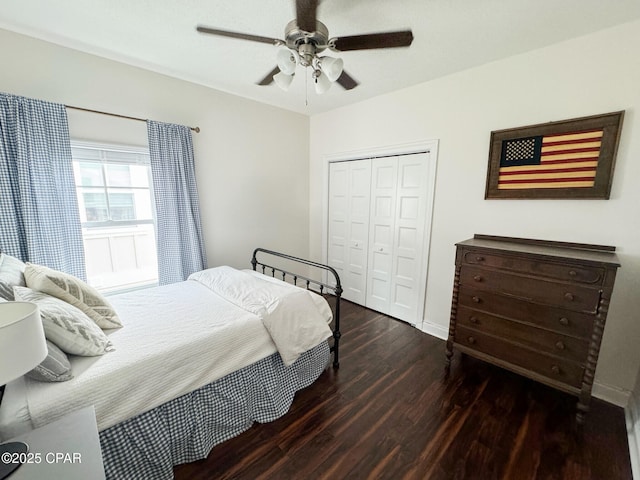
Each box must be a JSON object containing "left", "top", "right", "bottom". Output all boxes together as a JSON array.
[{"left": 1, "top": 0, "right": 640, "bottom": 116}]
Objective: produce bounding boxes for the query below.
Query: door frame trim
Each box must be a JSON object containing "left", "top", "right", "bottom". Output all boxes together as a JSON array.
[{"left": 321, "top": 139, "right": 439, "bottom": 329}]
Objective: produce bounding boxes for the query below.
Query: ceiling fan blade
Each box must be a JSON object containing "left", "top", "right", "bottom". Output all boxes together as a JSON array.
[
  {"left": 197, "top": 26, "right": 282, "bottom": 46},
  {"left": 330, "top": 30, "right": 414, "bottom": 51},
  {"left": 296, "top": 0, "right": 318, "bottom": 32},
  {"left": 336, "top": 71, "right": 359, "bottom": 90},
  {"left": 257, "top": 67, "right": 281, "bottom": 86}
]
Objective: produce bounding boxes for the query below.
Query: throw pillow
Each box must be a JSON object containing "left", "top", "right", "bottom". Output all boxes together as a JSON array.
[
  {"left": 0, "top": 253, "right": 26, "bottom": 301},
  {"left": 13, "top": 286, "right": 114, "bottom": 356},
  {"left": 24, "top": 263, "right": 122, "bottom": 329},
  {"left": 26, "top": 340, "right": 74, "bottom": 382}
]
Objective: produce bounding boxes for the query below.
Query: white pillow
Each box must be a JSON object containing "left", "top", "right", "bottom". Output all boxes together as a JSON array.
[
  {"left": 0, "top": 253, "right": 26, "bottom": 301},
  {"left": 26, "top": 340, "right": 74, "bottom": 382},
  {"left": 24, "top": 263, "right": 122, "bottom": 329},
  {"left": 13, "top": 286, "right": 114, "bottom": 357}
]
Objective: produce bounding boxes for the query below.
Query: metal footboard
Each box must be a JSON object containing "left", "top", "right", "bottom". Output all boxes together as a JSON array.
[{"left": 251, "top": 248, "right": 342, "bottom": 368}]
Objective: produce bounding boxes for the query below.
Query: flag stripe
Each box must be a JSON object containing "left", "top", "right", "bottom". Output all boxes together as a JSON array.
[
  {"left": 542, "top": 140, "right": 602, "bottom": 152},
  {"left": 500, "top": 160, "right": 598, "bottom": 173},
  {"left": 499, "top": 166, "right": 597, "bottom": 177},
  {"left": 542, "top": 130, "right": 604, "bottom": 144},
  {"left": 499, "top": 180, "right": 595, "bottom": 189},
  {"left": 541, "top": 151, "right": 600, "bottom": 162},
  {"left": 499, "top": 175, "right": 596, "bottom": 184},
  {"left": 541, "top": 145, "right": 601, "bottom": 154}
]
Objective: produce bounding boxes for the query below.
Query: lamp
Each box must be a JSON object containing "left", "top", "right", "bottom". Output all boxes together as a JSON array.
[
  {"left": 0, "top": 302, "right": 47, "bottom": 480},
  {"left": 317, "top": 56, "right": 343, "bottom": 82},
  {"left": 313, "top": 70, "right": 333, "bottom": 94},
  {"left": 272, "top": 46, "right": 344, "bottom": 95},
  {"left": 276, "top": 48, "right": 298, "bottom": 75},
  {"left": 274, "top": 71, "right": 295, "bottom": 91}
]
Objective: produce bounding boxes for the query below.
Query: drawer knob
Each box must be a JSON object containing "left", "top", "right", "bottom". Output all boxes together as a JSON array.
[
  {"left": 568, "top": 270, "right": 577, "bottom": 277},
  {"left": 473, "top": 275, "right": 482, "bottom": 282},
  {"left": 470, "top": 316, "right": 479, "bottom": 324},
  {"left": 468, "top": 336, "right": 476, "bottom": 345},
  {"left": 475, "top": 256, "right": 484, "bottom": 262},
  {"left": 559, "top": 317, "right": 569, "bottom": 326},
  {"left": 564, "top": 292, "right": 575, "bottom": 301},
  {"left": 551, "top": 365, "right": 561, "bottom": 375},
  {"left": 555, "top": 341, "right": 565, "bottom": 350},
  {"left": 472, "top": 296, "right": 481, "bottom": 303}
]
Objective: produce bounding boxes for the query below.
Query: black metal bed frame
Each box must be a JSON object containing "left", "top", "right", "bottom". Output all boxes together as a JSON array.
[{"left": 251, "top": 248, "right": 342, "bottom": 368}]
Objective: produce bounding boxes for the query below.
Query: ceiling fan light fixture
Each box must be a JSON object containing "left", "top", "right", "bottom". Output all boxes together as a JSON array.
[
  {"left": 318, "top": 56, "right": 343, "bottom": 82},
  {"left": 274, "top": 71, "right": 295, "bottom": 91},
  {"left": 313, "top": 70, "right": 332, "bottom": 94},
  {"left": 276, "top": 48, "right": 299, "bottom": 75}
]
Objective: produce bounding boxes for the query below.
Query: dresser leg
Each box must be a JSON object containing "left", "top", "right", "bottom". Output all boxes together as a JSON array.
[
  {"left": 444, "top": 344, "right": 453, "bottom": 377},
  {"left": 576, "top": 403, "right": 588, "bottom": 425}
]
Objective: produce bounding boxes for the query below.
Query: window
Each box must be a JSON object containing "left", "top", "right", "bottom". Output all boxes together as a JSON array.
[{"left": 72, "top": 142, "right": 158, "bottom": 293}]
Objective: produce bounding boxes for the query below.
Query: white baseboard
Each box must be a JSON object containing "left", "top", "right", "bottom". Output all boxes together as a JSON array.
[
  {"left": 419, "top": 320, "right": 448, "bottom": 340},
  {"left": 626, "top": 391, "right": 640, "bottom": 480},
  {"left": 592, "top": 382, "right": 631, "bottom": 408}
]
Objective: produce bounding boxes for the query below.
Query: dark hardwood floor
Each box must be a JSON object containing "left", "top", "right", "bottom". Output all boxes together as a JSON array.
[{"left": 174, "top": 300, "right": 632, "bottom": 480}]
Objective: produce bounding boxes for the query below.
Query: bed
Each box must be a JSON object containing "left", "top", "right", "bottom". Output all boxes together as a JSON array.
[{"left": 0, "top": 248, "right": 342, "bottom": 479}]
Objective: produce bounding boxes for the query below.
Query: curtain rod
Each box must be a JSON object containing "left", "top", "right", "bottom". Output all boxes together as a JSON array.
[{"left": 65, "top": 105, "right": 200, "bottom": 133}]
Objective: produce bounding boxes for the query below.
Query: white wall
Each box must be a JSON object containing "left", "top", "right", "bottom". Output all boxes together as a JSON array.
[
  {"left": 0, "top": 28, "right": 310, "bottom": 270},
  {"left": 309, "top": 20, "right": 640, "bottom": 403}
]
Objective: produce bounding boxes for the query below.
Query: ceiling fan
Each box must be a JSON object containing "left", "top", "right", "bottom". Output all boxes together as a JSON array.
[{"left": 196, "top": 0, "right": 413, "bottom": 94}]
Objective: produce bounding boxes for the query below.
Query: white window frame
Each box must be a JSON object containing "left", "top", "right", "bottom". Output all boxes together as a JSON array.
[{"left": 71, "top": 140, "right": 159, "bottom": 294}]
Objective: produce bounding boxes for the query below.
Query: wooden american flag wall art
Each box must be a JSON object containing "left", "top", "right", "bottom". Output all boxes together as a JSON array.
[{"left": 485, "top": 111, "right": 624, "bottom": 199}]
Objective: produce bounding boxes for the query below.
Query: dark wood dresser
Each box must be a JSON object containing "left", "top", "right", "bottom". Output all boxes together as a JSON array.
[{"left": 445, "top": 234, "right": 620, "bottom": 424}]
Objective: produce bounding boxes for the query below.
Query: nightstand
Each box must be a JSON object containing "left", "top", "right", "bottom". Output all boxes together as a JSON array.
[{"left": 2, "top": 406, "right": 105, "bottom": 480}]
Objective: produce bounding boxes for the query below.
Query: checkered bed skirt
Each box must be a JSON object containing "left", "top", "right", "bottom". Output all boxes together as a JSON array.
[{"left": 99, "top": 342, "right": 330, "bottom": 479}]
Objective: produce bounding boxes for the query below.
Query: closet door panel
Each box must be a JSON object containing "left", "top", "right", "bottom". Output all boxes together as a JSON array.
[
  {"left": 366, "top": 157, "right": 397, "bottom": 312},
  {"left": 327, "top": 163, "right": 347, "bottom": 290},
  {"left": 389, "top": 154, "right": 429, "bottom": 322},
  {"left": 344, "top": 160, "right": 371, "bottom": 304}
]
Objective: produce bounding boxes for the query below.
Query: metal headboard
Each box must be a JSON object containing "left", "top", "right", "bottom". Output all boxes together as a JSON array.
[{"left": 251, "top": 248, "right": 342, "bottom": 368}]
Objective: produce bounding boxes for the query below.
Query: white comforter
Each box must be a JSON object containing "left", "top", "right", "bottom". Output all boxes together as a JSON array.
[{"left": 23, "top": 268, "right": 333, "bottom": 432}]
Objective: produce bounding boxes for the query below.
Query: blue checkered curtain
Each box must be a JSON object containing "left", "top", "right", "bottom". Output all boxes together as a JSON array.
[
  {"left": 0, "top": 93, "right": 86, "bottom": 279},
  {"left": 147, "top": 120, "right": 206, "bottom": 285}
]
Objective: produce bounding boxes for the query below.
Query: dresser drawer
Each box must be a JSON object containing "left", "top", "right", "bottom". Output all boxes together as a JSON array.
[
  {"left": 457, "top": 306, "right": 589, "bottom": 362},
  {"left": 455, "top": 326, "right": 585, "bottom": 389},
  {"left": 460, "top": 248, "right": 604, "bottom": 285},
  {"left": 457, "top": 286, "right": 595, "bottom": 338},
  {"left": 459, "top": 265, "right": 601, "bottom": 313}
]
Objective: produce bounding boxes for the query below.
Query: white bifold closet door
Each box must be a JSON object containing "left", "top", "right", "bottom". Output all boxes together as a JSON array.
[
  {"left": 328, "top": 152, "right": 429, "bottom": 324},
  {"left": 366, "top": 154, "right": 429, "bottom": 322},
  {"left": 327, "top": 159, "right": 371, "bottom": 304}
]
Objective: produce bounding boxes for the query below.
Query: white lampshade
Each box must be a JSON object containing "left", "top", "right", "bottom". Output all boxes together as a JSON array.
[
  {"left": 314, "top": 70, "right": 333, "bottom": 94},
  {"left": 276, "top": 48, "right": 298, "bottom": 75},
  {"left": 319, "top": 56, "right": 344, "bottom": 82},
  {"left": 274, "top": 71, "right": 295, "bottom": 91},
  {"left": 0, "top": 302, "right": 47, "bottom": 385}
]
